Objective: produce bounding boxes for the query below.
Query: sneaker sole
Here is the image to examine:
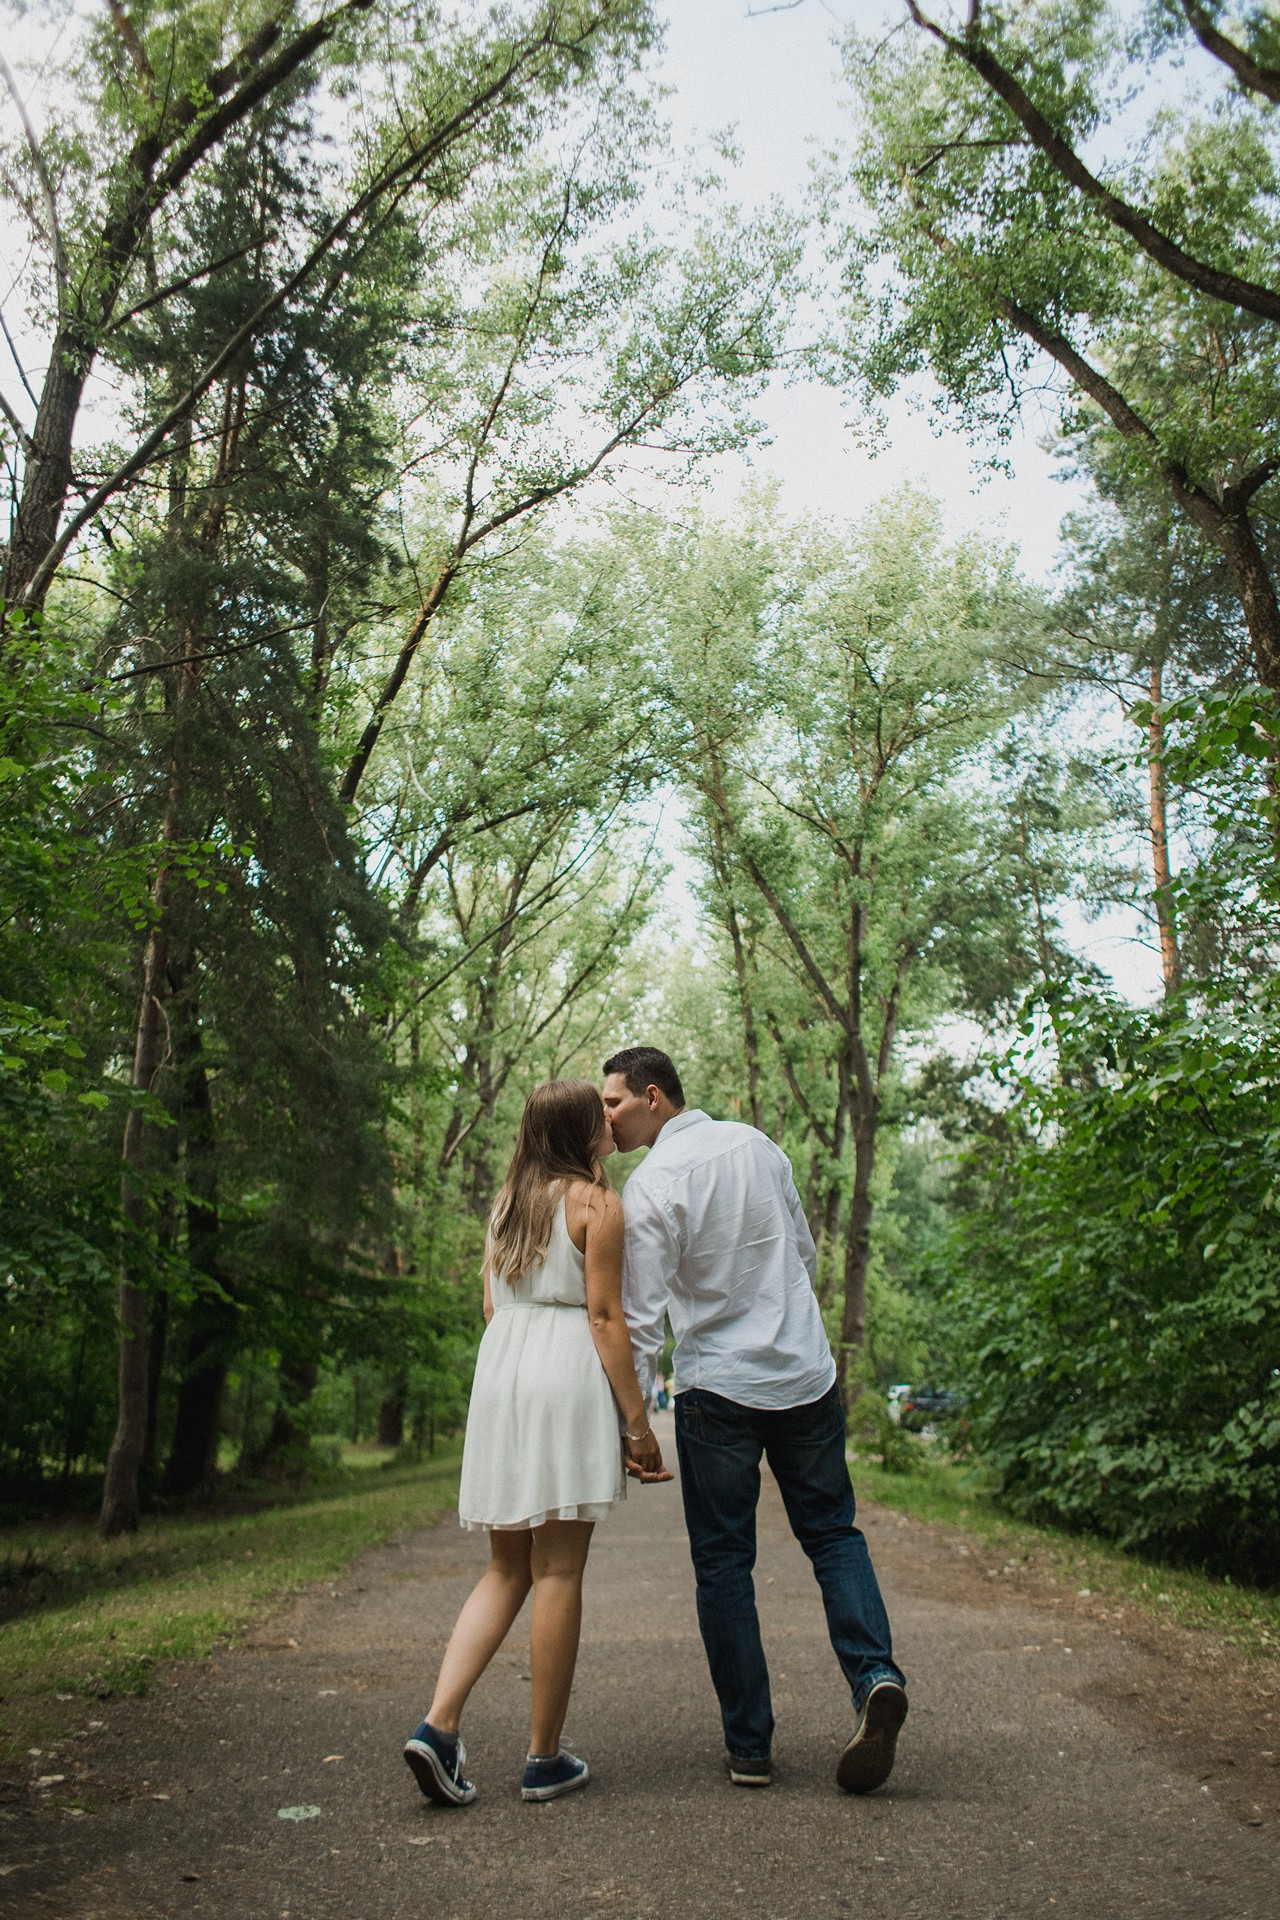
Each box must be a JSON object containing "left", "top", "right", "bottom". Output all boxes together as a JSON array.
[
  {"left": 836, "top": 1685, "right": 908, "bottom": 1794},
  {"left": 521, "top": 1763, "right": 590, "bottom": 1802},
  {"left": 728, "top": 1769, "right": 772, "bottom": 1787},
  {"left": 403, "top": 1739, "right": 476, "bottom": 1807}
]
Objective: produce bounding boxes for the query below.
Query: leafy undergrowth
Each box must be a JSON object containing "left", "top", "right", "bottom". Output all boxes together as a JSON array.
[
  {"left": 852, "top": 1444, "right": 1280, "bottom": 1658},
  {"left": 0, "top": 1448, "right": 462, "bottom": 1771}
]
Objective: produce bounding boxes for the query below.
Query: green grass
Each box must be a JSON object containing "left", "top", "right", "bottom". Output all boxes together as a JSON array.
[
  {"left": 851, "top": 1443, "right": 1280, "bottom": 1658},
  {"left": 0, "top": 1447, "right": 462, "bottom": 1772}
]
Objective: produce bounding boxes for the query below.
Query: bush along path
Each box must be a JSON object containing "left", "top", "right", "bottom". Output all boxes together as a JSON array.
[{"left": 2, "top": 1415, "right": 1278, "bottom": 1920}]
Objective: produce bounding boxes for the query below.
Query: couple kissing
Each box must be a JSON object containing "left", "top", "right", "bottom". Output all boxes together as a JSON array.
[{"left": 402, "top": 1046, "right": 907, "bottom": 1807}]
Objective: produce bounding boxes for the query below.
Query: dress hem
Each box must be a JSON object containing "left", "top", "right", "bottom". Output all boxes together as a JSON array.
[{"left": 458, "top": 1497, "right": 620, "bottom": 1532}]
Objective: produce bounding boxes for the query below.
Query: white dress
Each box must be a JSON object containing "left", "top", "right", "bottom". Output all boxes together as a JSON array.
[{"left": 457, "top": 1197, "right": 626, "bottom": 1531}]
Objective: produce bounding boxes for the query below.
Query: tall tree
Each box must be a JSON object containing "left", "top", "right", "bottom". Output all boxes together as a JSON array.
[
  {"left": 835, "top": 0, "right": 1280, "bottom": 700},
  {"left": 0, "top": 0, "right": 657, "bottom": 616},
  {"left": 643, "top": 491, "right": 1051, "bottom": 1384}
]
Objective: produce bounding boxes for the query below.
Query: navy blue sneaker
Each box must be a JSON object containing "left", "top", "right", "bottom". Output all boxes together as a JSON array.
[
  {"left": 521, "top": 1748, "right": 590, "bottom": 1802},
  {"left": 726, "top": 1750, "right": 772, "bottom": 1787},
  {"left": 836, "top": 1680, "right": 908, "bottom": 1794},
  {"left": 403, "top": 1721, "right": 476, "bottom": 1806}
]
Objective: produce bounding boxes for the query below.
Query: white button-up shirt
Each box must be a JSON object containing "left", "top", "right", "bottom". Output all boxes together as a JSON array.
[{"left": 620, "top": 1109, "right": 837, "bottom": 1411}]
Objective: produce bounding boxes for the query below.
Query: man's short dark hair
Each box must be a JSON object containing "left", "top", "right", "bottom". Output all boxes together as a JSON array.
[{"left": 603, "top": 1046, "right": 685, "bottom": 1107}]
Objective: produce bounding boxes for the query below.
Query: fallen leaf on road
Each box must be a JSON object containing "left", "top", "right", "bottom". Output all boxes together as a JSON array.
[
  {"left": 277, "top": 1805, "right": 321, "bottom": 1821},
  {"left": 34, "top": 1775, "right": 65, "bottom": 1789}
]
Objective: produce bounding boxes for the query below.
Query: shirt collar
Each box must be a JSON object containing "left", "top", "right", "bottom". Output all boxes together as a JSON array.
[{"left": 653, "top": 1107, "right": 707, "bottom": 1145}]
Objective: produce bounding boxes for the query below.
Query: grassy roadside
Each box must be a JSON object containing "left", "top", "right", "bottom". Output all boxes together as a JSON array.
[
  {"left": 0, "top": 1446, "right": 462, "bottom": 1773},
  {"left": 851, "top": 1446, "right": 1280, "bottom": 1659}
]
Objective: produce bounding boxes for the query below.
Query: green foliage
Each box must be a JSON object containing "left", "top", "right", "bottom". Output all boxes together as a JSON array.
[
  {"left": 833, "top": 0, "right": 1280, "bottom": 697},
  {"left": 942, "top": 980, "right": 1280, "bottom": 1575}
]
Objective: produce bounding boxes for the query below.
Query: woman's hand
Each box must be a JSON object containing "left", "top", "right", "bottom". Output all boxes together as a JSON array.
[{"left": 624, "top": 1423, "right": 672, "bottom": 1483}]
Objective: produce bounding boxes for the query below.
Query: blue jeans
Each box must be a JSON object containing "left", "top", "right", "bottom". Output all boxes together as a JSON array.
[{"left": 674, "top": 1382, "right": 905, "bottom": 1761}]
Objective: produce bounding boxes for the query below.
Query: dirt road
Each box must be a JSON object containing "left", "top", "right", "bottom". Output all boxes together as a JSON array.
[{"left": 4, "top": 1412, "right": 1277, "bottom": 1919}]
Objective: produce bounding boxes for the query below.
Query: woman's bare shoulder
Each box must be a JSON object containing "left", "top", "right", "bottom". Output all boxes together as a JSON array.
[{"left": 564, "top": 1179, "right": 621, "bottom": 1218}]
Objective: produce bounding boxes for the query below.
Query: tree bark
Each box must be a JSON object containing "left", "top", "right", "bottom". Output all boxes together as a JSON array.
[
  {"left": 1178, "top": 0, "right": 1280, "bottom": 104},
  {"left": 100, "top": 865, "right": 174, "bottom": 1535},
  {"left": 253, "top": 1359, "right": 320, "bottom": 1472},
  {"left": 377, "top": 1385, "right": 406, "bottom": 1449},
  {"left": 837, "top": 1112, "right": 878, "bottom": 1399},
  {"left": 1212, "top": 508, "right": 1280, "bottom": 699},
  {"left": 1146, "top": 662, "right": 1182, "bottom": 996},
  {"left": 163, "top": 981, "right": 236, "bottom": 1498},
  {"left": 142, "top": 1288, "right": 169, "bottom": 1495},
  {"left": 3, "top": 331, "right": 89, "bottom": 608}
]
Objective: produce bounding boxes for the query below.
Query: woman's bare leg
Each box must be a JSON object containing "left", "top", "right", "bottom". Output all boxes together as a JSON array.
[
  {"left": 528, "top": 1518, "right": 594, "bottom": 1755},
  {"left": 427, "top": 1529, "right": 533, "bottom": 1734}
]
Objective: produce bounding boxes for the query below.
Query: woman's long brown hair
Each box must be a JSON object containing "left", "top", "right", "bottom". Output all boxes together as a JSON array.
[{"left": 486, "top": 1080, "right": 609, "bottom": 1283}]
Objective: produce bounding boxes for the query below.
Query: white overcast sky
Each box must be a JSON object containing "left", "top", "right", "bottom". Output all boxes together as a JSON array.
[{"left": 654, "top": 0, "right": 1087, "bottom": 581}]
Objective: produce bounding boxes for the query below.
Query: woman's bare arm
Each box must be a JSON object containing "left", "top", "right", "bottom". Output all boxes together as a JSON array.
[{"left": 575, "top": 1184, "right": 666, "bottom": 1478}]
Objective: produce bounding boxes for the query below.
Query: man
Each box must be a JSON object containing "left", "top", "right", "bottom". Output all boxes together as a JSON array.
[{"left": 602, "top": 1045, "right": 907, "bottom": 1794}]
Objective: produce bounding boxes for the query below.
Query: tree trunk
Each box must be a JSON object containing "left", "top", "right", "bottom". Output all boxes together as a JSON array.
[
  {"left": 2, "top": 329, "right": 89, "bottom": 612},
  {"left": 377, "top": 1385, "right": 406, "bottom": 1449},
  {"left": 254, "top": 1359, "right": 320, "bottom": 1471},
  {"left": 720, "top": 881, "right": 764, "bottom": 1130},
  {"left": 163, "top": 975, "right": 236, "bottom": 1497},
  {"left": 708, "top": 762, "right": 765, "bottom": 1129},
  {"left": 100, "top": 893, "right": 174, "bottom": 1535},
  {"left": 1206, "top": 506, "right": 1280, "bottom": 702},
  {"left": 60, "top": 1318, "right": 91, "bottom": 1491},
  {"left": 142, "top": 1289, "right": 169, "bottom": 1495},
  {"left": 837, "top": 1111, "right": 878, "bottom": 1397},
  {"left": 1146, "top": 662, "right": 1182, "bottom": 995}
]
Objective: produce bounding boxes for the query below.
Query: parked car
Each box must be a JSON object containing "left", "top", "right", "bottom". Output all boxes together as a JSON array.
[
  {"left": 897, "top": 1387, "right": 958, "bottom": 1433},
  {"left": 885, "top": 1384, "right": 912, "bottom": 1424}
]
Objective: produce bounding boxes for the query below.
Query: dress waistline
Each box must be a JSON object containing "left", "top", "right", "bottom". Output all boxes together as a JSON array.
[{"left": 491, "top": 1299, "right": 586, "bottom": 1312}]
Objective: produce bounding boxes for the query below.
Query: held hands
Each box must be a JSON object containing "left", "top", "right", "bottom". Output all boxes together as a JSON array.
[{"left": 623, "top": 1420, "right": 673, "bottom": 1484}]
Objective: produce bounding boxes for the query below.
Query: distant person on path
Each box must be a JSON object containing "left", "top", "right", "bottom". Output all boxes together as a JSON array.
[
  {"left": 602, "top": 1045, "right": 907, "bottom": 1793},
  {"left": 402, "top": 1080, "right": 668, "bottom": 1809}
]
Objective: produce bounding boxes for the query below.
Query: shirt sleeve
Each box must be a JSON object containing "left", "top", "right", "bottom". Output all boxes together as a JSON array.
[
  {"left": 620, "top": 1175, "right": 681, "bottom": 1404},
  {"left": 779, "top": 1151, "right": 818, "bottom": 1284}
]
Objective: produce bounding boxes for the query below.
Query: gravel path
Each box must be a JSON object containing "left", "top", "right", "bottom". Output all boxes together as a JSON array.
[{"left": 4, "top": 1411, "right": 1277, "bottom": 1919}]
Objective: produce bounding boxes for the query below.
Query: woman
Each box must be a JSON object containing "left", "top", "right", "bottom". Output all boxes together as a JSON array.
[{"left": 402, "top": 1079, "right": 667, "bottom": 1807}]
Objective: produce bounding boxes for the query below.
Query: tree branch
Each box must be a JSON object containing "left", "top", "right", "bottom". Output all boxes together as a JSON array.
[
  {"left": 106, "top": 234, "right": 273, "bottom": 335},
  {"left": 0, "top": 387, "right": 33, "bottom": 457},
  {"left": 0, "top": 48, "right": 68, "bottom": 295},
  {"left": 764, "top": 1011, "right": 837, "bottom": 1153},
  {"left": 902, "top": 180, "right": 1240, "bottom": 544},
  {"left": 905, "top": 0, "right": 1280, "bottom": 325},
  {"left": 1178, "top": 0, "right": 1280, "bottom": 104},
  {"left": 21, "top": 20, "right": 585, "bottom": 612}
]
